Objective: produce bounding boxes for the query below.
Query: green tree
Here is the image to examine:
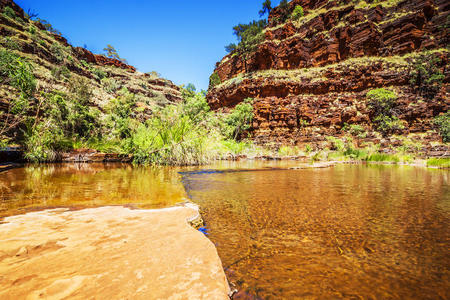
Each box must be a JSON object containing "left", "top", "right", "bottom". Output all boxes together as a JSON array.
[
  {"left": 225, "top": 43, "right": 237, "bottom": 53},
  {"left": 259, "top": 0, "right": 272, "bottom": 17},
  {"left": 231, "top": 20, "right": 267, "bottom": 71},
  {"left": 434, "top": 112, "right": 449, "bottom": 143},
  {"left": 103, "top": 44, "right": 128, "bottom": 64},
  {"left": 278, "top": 0, "right": 291, "bottom": 23}
]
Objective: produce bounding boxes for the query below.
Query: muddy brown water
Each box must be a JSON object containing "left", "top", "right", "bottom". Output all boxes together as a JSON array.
[
  {"left": 1, "top": 162, "right": 449, "bottom": 299},
  {"left": 182, "top": 164, "right": 450, "bottom": 299}
]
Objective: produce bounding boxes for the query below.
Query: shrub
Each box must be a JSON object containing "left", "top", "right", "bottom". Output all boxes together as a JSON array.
[
  {"left": 92, "top": 67, "right": 107, "bottom": 81},
  {"left": 51, "top": 66, "right": 71, "bottom": 80},
  {"left": 209, "top": 72, "right": 221, "bottom": 88},
  {"left": 2, "top": 37, "right": 21, "bottom": 50},
  {"left": 225, "top": 98, "right": 254, "bottom": 139},
  {"left": 225, "top": 43, "right": 237, "bottom": 53},
  {"left": 102, "top": 77, "right": 121, "bottom": 93},
  {"left": 0, "top": 49, "right": 36, "bottom": 98},
  {"left": 105, "top": 88, "right": 136, "bottom": 139},
  {"left": 409, "top": 53, "right": 445, "bottom": 99},
  {"left": 182, "top": 91, "right": 210, "bottom": 123},
  {"left": 366, "top": 153, "right": 400, "bottom": 163},
  {"left": 278, "top": 145, "right": 301, "bottom": 156},
  {"left": 3, "top": 6, "right": 15, "bottom": 18},
  {"left": 29, "top": 26, "right": 36, "bottom": 35},
  {"left": 434, "top": 112, "right": 449, "bottom": 143},
  {"left": 367, "top": 88, "right": 397, "bottom": 116},
  {"left": 23, "top": 122, "right": 71, "bottom": 162},
  {"left": 292, "top": 5, "right": 304, "bottom": 20},
  {"left": 366, "top": 88, "right": 402, "bottom": 136},
  {"left": 372, "top": 115, "right": 404, "bottom": 135},
  {"left": 50, "top": 43, "right": 65, "bottom": 63},
  {"left": 221, "top": 139, "right": 250, "bottom": 155},
  {"left": 128, "top": 105, "right": 218, "bottom": 165},
  {"left": 229, "top": 19, "right": 267, "bottom": 61},
  {"left": 342, "top": 123, "right": 366, "bottom": 138}
]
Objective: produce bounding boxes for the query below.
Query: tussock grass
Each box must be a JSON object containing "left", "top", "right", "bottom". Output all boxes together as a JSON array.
[{"left": 427, "top": 158, "right": 450, "bottom": 168}]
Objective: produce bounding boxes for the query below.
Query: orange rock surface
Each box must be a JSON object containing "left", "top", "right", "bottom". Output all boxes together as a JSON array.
[{"left": 0, "top": 206, "right": 230, "bottom": 299}]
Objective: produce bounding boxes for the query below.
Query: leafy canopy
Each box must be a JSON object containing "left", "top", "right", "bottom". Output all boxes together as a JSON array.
[{"left": 103, "top": 44, "right": 128, "bottom": 64}]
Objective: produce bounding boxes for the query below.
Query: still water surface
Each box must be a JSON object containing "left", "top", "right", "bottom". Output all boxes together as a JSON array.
[
  {"left": 0, "top": 163, "right": 187, "bottom": 218},
  {"left": 183, "top": 164, "right": 449, "bottom": 299},
  {"left": 1, "top": 163, "right": 449, "bottom": 299}
]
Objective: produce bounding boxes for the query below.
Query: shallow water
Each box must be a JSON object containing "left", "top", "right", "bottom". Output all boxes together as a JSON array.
[
  {"left": 183, "top": 164, "right": 450, "bottom": 299},
  {"left": 0, "top": 163, "right": 188, "bottom": 218},
  {"left": 2, "top": 162, "right": 449, "bottom": 299},
  {"left": 0, "top": 160, "right": 298, "bottom": 218}
]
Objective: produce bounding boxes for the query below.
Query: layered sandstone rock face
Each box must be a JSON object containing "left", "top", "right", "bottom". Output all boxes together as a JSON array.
[{"left": 208, "top": 0, "right": 449, "bottom": 149}]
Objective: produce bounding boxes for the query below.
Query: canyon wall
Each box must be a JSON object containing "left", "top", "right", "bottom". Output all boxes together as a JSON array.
[{"left": 208, "top": 0, "right": 449, "bottom": 151}]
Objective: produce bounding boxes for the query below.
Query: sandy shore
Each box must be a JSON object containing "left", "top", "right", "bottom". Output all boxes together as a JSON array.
[{"left": 0, "top": 205, "right": 230, "bottom": 299}]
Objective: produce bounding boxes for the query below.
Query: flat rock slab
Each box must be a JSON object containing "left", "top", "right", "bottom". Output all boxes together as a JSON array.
[{"left": 0, "top": 206, "right": 229, "bottom": 299}]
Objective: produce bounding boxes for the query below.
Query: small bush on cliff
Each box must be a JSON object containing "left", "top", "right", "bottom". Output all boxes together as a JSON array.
[
  {"left": 91, "top": 67, "right": 107, "bottom": 81},
  {"left": 225, "top": 98, "right": 254, "bottom": 140},
  {"left": 209, "top": 72, "right": 221, "bottom": 88},
  {"left": 51, "top": 66, "right": 71, "bottom": 80},
  {"left": 366, "top": 88, "right": 404, "bottom": 136},
  {"left": 3, "top": 6, "right": 16, "bottom": 18},
  {"left": 102, "top": 77, "right": 121, "bottom": 93},
  {"left": 103, "top": 44, "right": 128, "bottom": 64},
  {"left": 0, "top": 50, "right": 36, "bottom": 99},
  {"left": 434, "top": 112, "right": 449, "bottom": 143},
  {"left": 292, "top": 5, "right": 304, "bottom": 20},
  {"left": 2, "top": 37, "right": 21, "bottom": 51},
  {"left": 409, "top": 53, "right": 445, "bottom": 99},
  {"left": 50, "top": 43, "right": 65, "bottom": 63}
]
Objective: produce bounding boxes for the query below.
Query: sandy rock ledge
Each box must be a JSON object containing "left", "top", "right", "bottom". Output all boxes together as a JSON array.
[{"left": 0, "top": 205, "right": 230, "bottom": 299}]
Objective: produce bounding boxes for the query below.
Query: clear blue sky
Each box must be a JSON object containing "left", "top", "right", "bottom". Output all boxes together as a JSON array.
[{"left": 15, "top": 0, "right": 281, "bottom": 91}]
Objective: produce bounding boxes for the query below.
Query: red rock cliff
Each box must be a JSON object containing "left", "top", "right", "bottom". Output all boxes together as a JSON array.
[{"left": 207, "top": 0, "right": 449, "bottom": 148}]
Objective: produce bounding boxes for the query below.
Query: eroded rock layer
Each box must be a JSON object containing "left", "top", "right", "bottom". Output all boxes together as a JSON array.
[{"left": 208, "top": 0, "right": 449, "bottom": 148}]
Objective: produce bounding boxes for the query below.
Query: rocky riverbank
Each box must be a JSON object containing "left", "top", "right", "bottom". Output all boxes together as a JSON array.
[{"left": 0, "top": 205, "right": 230, "bottom": 299}]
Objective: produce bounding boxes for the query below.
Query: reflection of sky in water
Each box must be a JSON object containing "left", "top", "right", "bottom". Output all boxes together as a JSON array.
[{"left": 184, "top": 164, "right": 450, "bottom": 299}]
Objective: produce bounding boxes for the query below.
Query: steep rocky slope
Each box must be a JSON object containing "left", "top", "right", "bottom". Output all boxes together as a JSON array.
[
  {"left": 0, "top": 0, "right": 181, "bottom": 145},
  {"left": 208, "top": 0, "right": 449, "bottom": 153}
]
